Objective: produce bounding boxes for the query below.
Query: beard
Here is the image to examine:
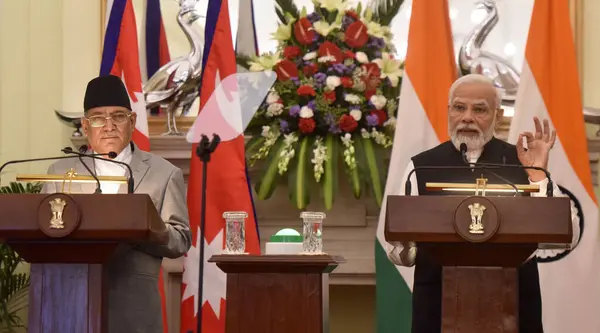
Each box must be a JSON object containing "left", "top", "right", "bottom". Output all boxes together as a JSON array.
[{"left": 449, "top": 123, "right": 495, "bottom": 151}]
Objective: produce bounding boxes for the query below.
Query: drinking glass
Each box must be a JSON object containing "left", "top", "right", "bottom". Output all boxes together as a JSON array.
[
  {"left": 223, "top": 211, "right": 247, "bottom": 254},
  {"left": 300, "top": 211, "right": 326, "bottom": 254}
]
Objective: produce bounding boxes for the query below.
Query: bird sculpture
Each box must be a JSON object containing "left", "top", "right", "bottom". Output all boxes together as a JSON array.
[{"left": 143, "top": 0, "right": 205, "bottom": 136}]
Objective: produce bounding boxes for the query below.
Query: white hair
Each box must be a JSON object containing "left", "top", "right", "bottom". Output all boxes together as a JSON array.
[{"left": 448, "top": 74, "right": 502, "bottom": 109}]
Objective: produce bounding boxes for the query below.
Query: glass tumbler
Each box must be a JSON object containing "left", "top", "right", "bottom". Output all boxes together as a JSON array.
[
  {"left": 223, "top": 211, "right": 247, "bottom": 254},
  {"left": 300, "top": 211, "right": 326, "bottom": 254}
]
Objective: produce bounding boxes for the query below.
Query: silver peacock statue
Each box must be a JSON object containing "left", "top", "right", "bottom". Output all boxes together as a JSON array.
[
  {"left": 143, "top": 0, "right": 205, "bottom": 136},
  {"left": 458, "top": 0, "right": 520, "bottom": 107}
]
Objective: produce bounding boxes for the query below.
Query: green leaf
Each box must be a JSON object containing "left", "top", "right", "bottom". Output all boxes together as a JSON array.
[
  {"left": 371, "top": 0, "right": 404, "bottom": 26},
  {"left": 245, "top": 136, "right": 265, "bottom": 158},
  {"left": 274, "top": 0, "right": 300, "bottom": 24},
  {"left": 321, "top": 134, "right": 339, "bottom": 210},
  {"left": 360, "top": 136, "right": 387, "bottom": 207},
  {"left": 288, "top": 136, "right": 312, "bottom": 209},
  {"left": 254, "top": 137, "right": 285, "bottom": 200}
]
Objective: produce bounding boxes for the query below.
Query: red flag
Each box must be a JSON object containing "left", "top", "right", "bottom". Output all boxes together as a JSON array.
[{"left": 180, "top": 0, "right": 261, "bottom": 332}]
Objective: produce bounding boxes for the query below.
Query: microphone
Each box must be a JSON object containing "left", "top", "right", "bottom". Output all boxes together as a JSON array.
[
  {"left": 404, "top": 164, "right": 504, "bottom": 195},
  {"left": 460, "top": 143, "right": 520, "bottom": 196},
  {"left": 62, "top": 146, "right": 134, "bottom": 194},
  {"left": 459, "top": 143, "right": 554, "bottom": 197},
  {"left": 0, "top": 155, "right": 85, "bottom": 180},
  {"left": 63, "top": 147, "right": 102, "bottom": 194}
]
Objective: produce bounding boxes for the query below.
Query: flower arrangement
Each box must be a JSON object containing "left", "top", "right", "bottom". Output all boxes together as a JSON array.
[{"left": 240, "top": 0, "right": 404, "bottom": 210}]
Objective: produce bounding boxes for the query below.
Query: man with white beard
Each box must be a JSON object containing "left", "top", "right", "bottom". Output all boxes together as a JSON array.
[{"left": 385, "top": 74, "right": 575, "bottom": 333}]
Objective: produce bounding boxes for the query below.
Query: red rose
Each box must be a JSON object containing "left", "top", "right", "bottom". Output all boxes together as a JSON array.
[
  {"left": 294, "top": 17, "right": 315, "bottom": 45},
  {"left": 345, "top": 11, "right": 359, "bottom": 20},
  {"left": 283, "top": 46, "right": 301, "bottom": 59},
  {"left": 344, "top": 21, "right": 369, "bottom": 48},
  {"left": 303, "top": 63, "right": 317, "bottom": 77},
  {"left": 299, "top": 118, "right": 316, "bottom": 134},
  {"left": 318, "top": 41, "right": 343, "bottom": 63},
  {"left": 341, "top": 77, "right": 353, "bottom": 88},
  {"left": 361, "top": 63, "right": 382, "bottom": 91},
  {"left": 365, "top": 89, "right": 376, "bottom": 100},
  {"left": 297, "top": 85, "right": 316, "bottom": 97},
  {"left": 339, "top": 114, "right": 358, "bottom": 133},
  {"left": 370, "top": 110, "right": 388, "bottom": 126},
  {"left": 274, "top": 59, "right": 299, "bottom": 81},
  {"left": 323, "top": 90, "right": 336, "bottom": 103},
  {"left": 362, "top": 63, "right": 381, "bottom": 78}
]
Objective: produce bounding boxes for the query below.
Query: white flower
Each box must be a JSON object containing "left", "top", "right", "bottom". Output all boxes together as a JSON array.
[
  {"left": 373, "top": 52, "right": 404, "bottom": 87},
  {"left": 267, "top": 91, "right": 280, "bottom": 104},
  {"left": 370, "top": 95, "right": 387, "bottom": 110},
  {"left": 318, "top": 55, "right": 337, "bottom": 63},
  {"left": 303, "top": 52, "right": 317, "bottom": 61},
  {"left": 271, "top": 22, "right": 293, "bottom": 41},
  {"left": 326, "top": 76, "right": 341, "bottom": 90},
  {"left": 350, "top": 109, "right": 362, "bottom": 121},
  {"left": 384, "top": 116, "right": 396, "bottom": 128},
  {"left": 261, "top": 126, "right": 271, "bottom": 137},
  {"left": 314, "top": 0, "right": 346, "bottom": 12},
  {"left": 355, "top": 52, "right": 369, "bottom": 64},
  {"left": 248, "top": 52, "right": 281, "bottom": 72},
  {"left": 299, "top": 106, "right": 314, "bottom": 118},
  {"left": 360, "top": 128, "right": 370, "bottom": 138},
  {"left": 344, "top": 94, "right": 361, "bottom": 104},
  {"left": 266, "top": 103, "right": 284, "bottom": 117},
  {"left": 313, "top": 21, "right": 341, "bottom": 37}
]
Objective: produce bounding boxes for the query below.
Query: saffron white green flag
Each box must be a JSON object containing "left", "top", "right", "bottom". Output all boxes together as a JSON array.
[{"left": 507, "top": 1, "right": 600, "bottom": 332}]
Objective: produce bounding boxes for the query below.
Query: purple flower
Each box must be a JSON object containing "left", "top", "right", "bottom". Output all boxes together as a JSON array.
[
  {"left": 313, "top": 73, "right": 327, "bottom": 82},
  {"left": 279, "top": 119, "right": 290, "bottom": 133},
  {"left": 374, "top": 51, "right": 382, "bottom": 58},
  {"left": 289, "top": 105, "right": 300, "bottom": 117},
  {"left": 325, "top": 113, "right": 341, "bottom": 134},
  {"left": 313, "top": 72, "right": 327, "bottom": 88},
  {"left": 342, "top": 16, "right": 354, "bottom": 29},
  {"left": 291, "top": 77, "right": 301, "bottom": 86},
  {"left": 332, "top": 63, "right": 347, "bottom": 75},
  {"left": 366, "top": 113, "right": 379, "bottom": 127},
  {"left": 307, "top": 100, "right": 316, "bottom": 110},
  {"left": 307, "top": 12, "right": 321, "bottom": 23}
]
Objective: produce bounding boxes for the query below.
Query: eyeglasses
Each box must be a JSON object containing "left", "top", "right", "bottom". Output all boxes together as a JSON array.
[{"left": 85, "top": 111, "right": 131, "bottom": 127}]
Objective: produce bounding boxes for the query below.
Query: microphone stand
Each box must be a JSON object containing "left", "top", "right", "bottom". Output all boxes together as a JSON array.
[{"left": 193, "top": 134, "right": 220, "bottom": 333}]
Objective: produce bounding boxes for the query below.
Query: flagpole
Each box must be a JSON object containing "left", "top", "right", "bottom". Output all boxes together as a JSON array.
[{"left": 193, "top": 134, "right": 221, "bottom": 333}]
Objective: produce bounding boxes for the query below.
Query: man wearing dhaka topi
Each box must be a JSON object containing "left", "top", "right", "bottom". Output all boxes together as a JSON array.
[{"left": 42, "top": 75, "right": 191, "bottom": 333}]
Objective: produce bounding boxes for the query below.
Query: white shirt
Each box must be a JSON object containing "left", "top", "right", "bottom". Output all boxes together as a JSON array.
[
  {"left": 385, "top": 149, "right": 581, "bottom": 267},
  {"left": 93, "top": 144, "right": 133, "bottom": 194}
]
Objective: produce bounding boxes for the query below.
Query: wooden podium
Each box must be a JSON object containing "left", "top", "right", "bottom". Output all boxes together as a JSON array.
[
  {"left": 209, "top": 254, "right": 344, "bottom": 333},
  {"left": 0, "top": 193, "right": 167, "bottom": 333},
  {"left": 385, "top": 194, "right": 572, "bottom": 333}
]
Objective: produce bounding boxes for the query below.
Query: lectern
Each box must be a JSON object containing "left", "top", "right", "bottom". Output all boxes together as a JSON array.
[
  {"left": 209, "top": 254, "right": 344, "bottom": 333},
  {"left": 385, "top": 183, "right": 572, "bottom": 333},
  {"left": 0, "top": 193, "right": 167, "bottom": 333}
]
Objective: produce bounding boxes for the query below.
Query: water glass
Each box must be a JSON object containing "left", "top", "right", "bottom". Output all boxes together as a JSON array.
[
  {"left": 300, "top": 211, "right": 326, "bottom": 254},
  {"left": 223, "top": 211, "right": 247, "bottom": 254}
]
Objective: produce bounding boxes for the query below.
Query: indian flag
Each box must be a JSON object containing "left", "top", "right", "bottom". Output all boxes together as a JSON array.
[
  {"left": 507, "top": 1, "right": 600, "bottom": 332},
  {"left": 375, "top": 0, "right": 457, "bottom": 331}
]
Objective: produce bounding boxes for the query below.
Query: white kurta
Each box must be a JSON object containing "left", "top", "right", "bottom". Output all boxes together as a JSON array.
[{"left": 94, "top": 144, "right": 133, "bottom": 194}]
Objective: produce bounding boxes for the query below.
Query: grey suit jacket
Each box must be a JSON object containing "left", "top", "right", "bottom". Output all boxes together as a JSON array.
[{"left": 42, "top": 143, "right": 191, "bottom": 333}]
